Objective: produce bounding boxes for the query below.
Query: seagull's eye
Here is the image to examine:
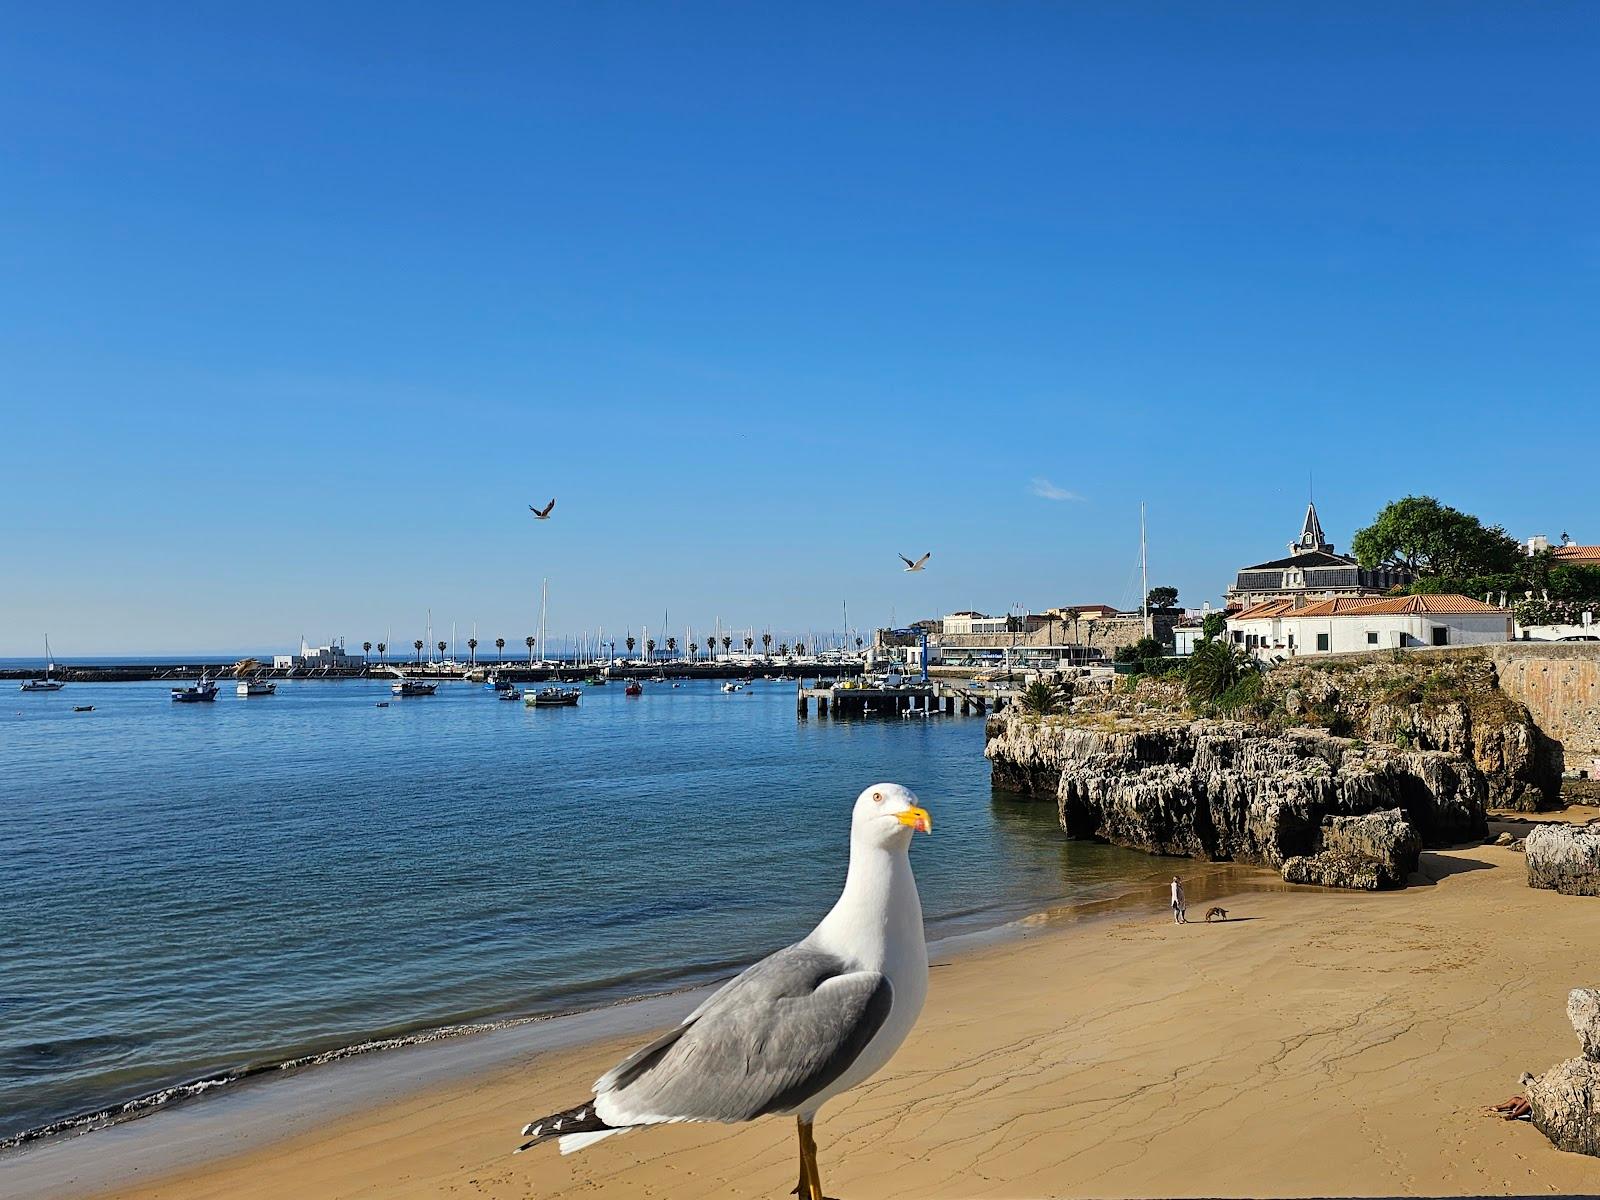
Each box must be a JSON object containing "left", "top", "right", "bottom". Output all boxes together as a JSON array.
[{"left": 872, "top": 792, "right": 883, "bottom": 803}]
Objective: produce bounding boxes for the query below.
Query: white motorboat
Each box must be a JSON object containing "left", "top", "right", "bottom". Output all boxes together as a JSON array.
[{"left": 237, "top": 679, "right": 277, "bottom": 697}]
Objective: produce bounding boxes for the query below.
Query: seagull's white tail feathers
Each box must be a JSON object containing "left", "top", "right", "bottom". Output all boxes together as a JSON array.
[{"left": 559, "top": 1128, "right": 628, "bottom": 1155}]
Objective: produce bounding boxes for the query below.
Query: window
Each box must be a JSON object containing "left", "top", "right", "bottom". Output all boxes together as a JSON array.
[
  {"left": 1366, "top": 631, "right": 1378, "bottom": 645},
  {"left": 1316, "top": 633, "right": 1330, "bottom": 652},
  {"left": 1232, "top": 631, "right": 1243, "bottom": 644},
  {"left": 1431, "top": 627, "right": 1449, "bottom": 647}
]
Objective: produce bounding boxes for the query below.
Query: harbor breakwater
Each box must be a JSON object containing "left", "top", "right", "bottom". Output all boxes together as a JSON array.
[{"left": 0, "top": 661, "right": 863, "bottom": 684}]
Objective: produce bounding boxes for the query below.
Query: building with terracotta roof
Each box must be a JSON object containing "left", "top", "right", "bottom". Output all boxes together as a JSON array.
[
  {"left": 1226, "top": 503, "right": 1413, "bottom": 608},
  {"left": 1227, "top": 594, "right": 1512, "bottom": 659}
]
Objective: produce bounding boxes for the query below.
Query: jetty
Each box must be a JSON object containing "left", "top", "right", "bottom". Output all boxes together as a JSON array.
[{"left": 796, "top": 680, "right": 1011, "bottom": 719}]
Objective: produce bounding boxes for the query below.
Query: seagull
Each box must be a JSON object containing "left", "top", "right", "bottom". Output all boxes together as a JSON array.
[
  {"left": 899, "top": 552, "right": 930, "bottom": 572},
  {"left": 515, "top": 784, "right": 932, "bottom": 1200},
  {"left": 529, "top": 499, "right": 556, "bottom": 520}
]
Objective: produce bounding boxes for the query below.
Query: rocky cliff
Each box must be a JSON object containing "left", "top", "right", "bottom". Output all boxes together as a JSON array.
[{"left": 987, "top": 716, "right": 1486, "bottom": 886}]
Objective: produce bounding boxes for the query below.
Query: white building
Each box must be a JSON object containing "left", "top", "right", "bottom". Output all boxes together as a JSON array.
[
  {"left": 940, "top": 611, "right": 1011, "bottom": 636},
  {"left": 1228, "top": 595, "right": 1512, "bottom": 660},
  {"left": 272, "top": 638, "right": 367, "bottom": 670}
]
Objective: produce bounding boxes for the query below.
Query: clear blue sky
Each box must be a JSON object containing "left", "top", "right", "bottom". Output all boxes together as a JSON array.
[{"left": 4, "top": 4, "right": 1595, "bottom": 656}]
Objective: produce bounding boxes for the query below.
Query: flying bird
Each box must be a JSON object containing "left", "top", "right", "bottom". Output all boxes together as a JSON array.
[
  {"left": 528, "top": 499, "right": 556, "bottom": 520},
  {"left": 899, "top": 552, "right": 930, "bottom": 572},
  {"left": 515, "top": 784, "right": 933, "bottom": 1200}
]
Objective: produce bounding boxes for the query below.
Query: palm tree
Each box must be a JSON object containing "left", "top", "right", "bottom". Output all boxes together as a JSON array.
[
  {"left": 436, "top": 640, "right": 446, "bottom": 662},
  {"left": 525, "top": 636, "right": 535, "bottom": 663},
  {"left": 690, "top": 642, "right": 699, "bottom": 660},
  {"left": 795, "top": 642, "right": 806, "bottom": 655},
  {"left": 666, "top": 636, "right": 677, "bottom": 658},
  {"left": 855, "top": 636, "right": 863, "bottom": 653},
  {"left": 645, "top": 638, "right": 656, "bottom": 661},
  {"left": 495, "top": 637, "right": 505, "bottom": 661},
  {"left": 413, "top": 639, "right": 424, "bottom": 663},
  {"left": 704, "top": 635, "right": 713, "bottom": 661},
  {"left": 467, "top": 638, "right": 478, "bottom": 665},
  {"left": 761, "top": 632, "right": 772, "bottom": 657},
  {"left": 1020, "top": 680, "right": 1067, "bottom": 716},
  {"left": 744, "top": 636, "right": 753, "bottom": 655},
  {"left": 626, "top": 636, "right": 636, "bottom": 658},
  {"left": 362, "top": 640, "right": 372, "bottom": 663},
  {"left": 779, "top": 643, "right": 789, "bottom": 657},
  {"left": 721, "top": 635, "right": 732, "bottom": 657},
  {"left": 377, "top": 642, "right": 387, "bottom": 665}
]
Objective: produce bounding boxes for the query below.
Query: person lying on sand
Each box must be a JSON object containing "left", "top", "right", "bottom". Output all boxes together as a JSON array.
[{"left": 1485, "top": 1094, "right": 1531, "bottom": 1120}]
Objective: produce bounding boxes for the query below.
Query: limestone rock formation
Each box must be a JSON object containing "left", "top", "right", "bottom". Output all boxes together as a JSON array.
[
  {"left": 1525, "top": 825, "right": 1600, "bottom": 896},
  {"left": 1280, "top": 810, "right": 1419, "bottom": 890},
  {"left": 986, "top": 718, "right": 1486, "bottom": 886},
  {"left": 1571, "top": 988, "right": 1600, "bottom": 1062},
  {"left": 1525, "top": 986, "right": 1600, "bottom": 1158},
  {"left": 1527, "top": 1058, "right": 1600, "bottom": 1157}
]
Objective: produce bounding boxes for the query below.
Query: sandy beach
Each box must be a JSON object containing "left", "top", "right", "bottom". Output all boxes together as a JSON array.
[{"left": 20, "top": 834, "right": 1591, "bottom": 1200}]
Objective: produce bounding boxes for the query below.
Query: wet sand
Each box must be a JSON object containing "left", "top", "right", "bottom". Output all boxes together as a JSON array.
[{"left": 16, "top": 843, "right": 1600, "bottom": 1199}]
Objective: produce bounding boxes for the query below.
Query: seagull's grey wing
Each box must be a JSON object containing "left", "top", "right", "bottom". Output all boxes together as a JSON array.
[
  {"left": 914, "top": 552, "right": 930, "bottom": 568},
  {"left": 594, "top": 944, "right": 892, "bottom": 1125},
  {"left": 899, "top": 554, "right": 914, "bottom": 568}
]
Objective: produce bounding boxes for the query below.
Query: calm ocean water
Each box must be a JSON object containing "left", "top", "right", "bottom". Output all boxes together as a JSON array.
[{"left": 0, "top": 677, "right": 1170, "bottom": 1144}]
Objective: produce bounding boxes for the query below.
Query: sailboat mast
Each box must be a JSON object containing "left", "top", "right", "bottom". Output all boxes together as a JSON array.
[{"left": 1140, "top": 502, "right": 1149, "bottom": 631}]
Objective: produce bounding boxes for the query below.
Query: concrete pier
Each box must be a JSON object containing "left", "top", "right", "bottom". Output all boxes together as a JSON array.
[{"left": 796, "top": 681, "right": 1009, "bottom": 720}]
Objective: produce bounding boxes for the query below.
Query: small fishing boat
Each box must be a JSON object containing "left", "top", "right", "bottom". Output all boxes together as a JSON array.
[
  {"left": 73, "top": 705, "right": 94, "bottom": 712},
  {"left": 375, "top": 701, "right": 390, "bottom": 708},
  {"left": 171, "top": 676, "right": 219, "bottom": 702},
  {"left": 624, "top": 680, "right": 643, "bottom": 696},
  {"left": 526, "top": 686, "right": 580, "bottom": 708},
  {"left": 236, "top": 679, "right": 277, "bottom": 697},
  {"left": 498, "top": 688, "right": 522, "bottom": 701},
  {"left": 20, "top": 636, "right": 65, "bottom": 691},
  {"left": 721, "top": 681, "right": 744, "bottom": 693},
  {"left": 392, "top": 678, "right": 438, "bottom": 696}
]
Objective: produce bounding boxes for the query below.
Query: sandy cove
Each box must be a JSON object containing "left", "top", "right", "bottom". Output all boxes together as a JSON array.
[{"left": 43, "top": 842, "right": 1600, "bottom": 1199}]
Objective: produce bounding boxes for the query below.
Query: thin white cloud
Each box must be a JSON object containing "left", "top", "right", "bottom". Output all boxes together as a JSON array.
[{"left": 1030, "top": 477, "right": 1084, "bottom": 502}]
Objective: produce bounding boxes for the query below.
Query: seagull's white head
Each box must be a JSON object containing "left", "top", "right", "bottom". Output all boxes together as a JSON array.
[{"left": 851, "top": 783, "right": 932, "bottom": 850}]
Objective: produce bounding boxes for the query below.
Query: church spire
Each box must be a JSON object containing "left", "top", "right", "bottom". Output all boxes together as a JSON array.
[{"left": 1291, "top": 502, "right": 1330, "bottom": 555}]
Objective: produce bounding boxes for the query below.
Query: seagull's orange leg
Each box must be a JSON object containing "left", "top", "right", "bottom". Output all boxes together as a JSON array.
[{"left": 797, "top": 1118, "right": 825, "bottom": 1200}]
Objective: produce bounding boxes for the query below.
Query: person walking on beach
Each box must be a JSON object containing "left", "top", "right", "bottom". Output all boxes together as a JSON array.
[{"left": 1170, "top": 876, "right": 1187, "bottom": 924}]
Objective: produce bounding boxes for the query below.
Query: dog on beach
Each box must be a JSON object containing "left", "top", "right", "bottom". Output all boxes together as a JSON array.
[{"left": 1203, "top": 907, "right": 1229, "bottom": 923}]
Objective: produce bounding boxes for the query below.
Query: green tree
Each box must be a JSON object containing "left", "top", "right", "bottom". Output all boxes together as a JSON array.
[
  {"left": 1145, "top": 586, "right": 1179, "bottom": 610},
  {"left": 413, "top": 639, "right": 424, "bottom": 662},
  {"left": 645, "top": 638, "right": 656, "bottom": 660},
  {"left": 762, "top": 633, "right": 772, "bottom": 657},
  {"left": 1201, "top": 612, "right": 1227, "bottom": 642},
  {"left": 526, "top": 636, "right": 536, "bottom": 662},
  {"left": 437, "top": 640, "right": 446, "bottom": 661},
  {"left": 362, "top": 640, "right": 372, "bottom": 662},
  {"left": 495, "top": 637, "right": 505, "bottom": 660},
  {"left": 625, "top": 636, "right": 635, "bottom": 658},
  {"left": 467, "top": 637, "right": 478, "bottom": 665},
  {"left": 666, "top": 636, "right": 677, "bottom": 657},
  {"left": 377, "top": 641, "right": 387, "bottom": 664},
  {"left": 1352, "top": 496, "right": 1520, "bottom": 581},
  {"left": 721, "top": 635, "right": 732, "bottom": 656},
  {"left": 689, "top": 642, "right": 698, "bottom": 660}
]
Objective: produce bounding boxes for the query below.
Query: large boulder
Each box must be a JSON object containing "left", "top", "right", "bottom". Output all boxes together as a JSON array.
[
  {"left": 1280, "top": 810, "right": 1419, "bottom": 890},
  {"left": 1528, "top": 1058, "right": 1600, "bottom": 1157},
  {"left": 1525, "top": 826, "right": 1600, "bottom": 896},
  {"left": 1571, "top": 988, "right": 1600, "bottom": 1063}
]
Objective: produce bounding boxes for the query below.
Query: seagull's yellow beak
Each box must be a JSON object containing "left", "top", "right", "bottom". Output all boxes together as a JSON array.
[{"left": 896, "top": 806, "right": 932, "bottom": 834}]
